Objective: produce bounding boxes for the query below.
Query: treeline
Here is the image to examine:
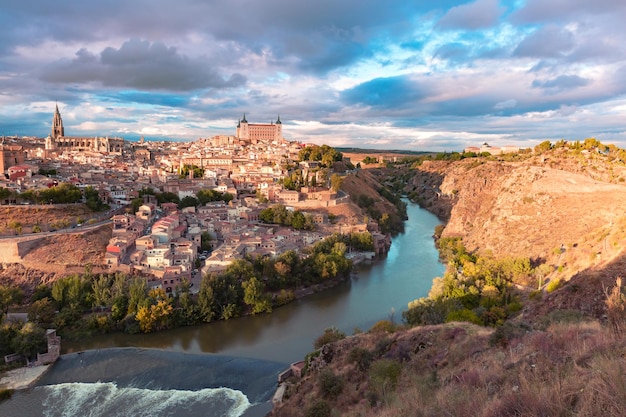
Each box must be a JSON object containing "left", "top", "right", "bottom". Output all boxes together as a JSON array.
[
  {"left": 0, "top": 183, "right": 109, "bottom": 212},
  {"left": 259, "top": 204, "right": 315, "bottom": 230},
  {"left": 403, "top": 237, "right": 530, "bottom": 327},
  {"left": 1, "top": 233, "right": 372, "bottom": 341},
  {"left": 534, "top": 137, "right": 626, "bottom": 162},
  {"left": 298, "top": 144, "right": 343, "bottom": 167},
  {"left": 130, "top": 187, "right": 234, "bottom": 213}
]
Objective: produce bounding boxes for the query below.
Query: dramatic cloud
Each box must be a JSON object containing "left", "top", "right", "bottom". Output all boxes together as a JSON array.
[
  {"left": 532, "top": 75, "right": 590, "bottom": 92},
  {"left": 1, "top": 0, "right": 626, "bottom": 150},
  {"left": 513, "top": 26, "right": 575, "bottom": 58},
  {"left": 40, "top": 39, "right": 246, "bottom": 92},
  {"left": 438, "top": 0, "right": 503, "bottom": 30}
]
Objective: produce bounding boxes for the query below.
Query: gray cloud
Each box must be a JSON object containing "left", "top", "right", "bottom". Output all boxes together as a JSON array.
[
  {"left": 513, "top": 26, "right": 574, "bottom": 58},
  {"left": 510, "top": 0, "right": 626, "bottom": 24},
  {"left": 2, "top": 0, "right": 626, "bottom": 150},
  {"left": 437, "top": 0, "right": 503, "bottom": 30},
  {"left": 40, "top": 39, "right": 246, "bottom": 91},
  {"left": 532, "top": 75, "right": 590, "bottom": 92},
  {"left": 433, "top": 43, "right": 469, "bottom": 62}
]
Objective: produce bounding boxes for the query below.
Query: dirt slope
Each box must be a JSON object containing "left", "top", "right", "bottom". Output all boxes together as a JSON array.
[{"left": 409, "top": 155, "right": 626, "bottom": 281}]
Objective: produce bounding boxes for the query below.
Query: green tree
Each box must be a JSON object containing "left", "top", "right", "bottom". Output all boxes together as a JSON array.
[
  {"left": 0, "top": 187, "right": 12, "bottom": 201},
  {"left": 127, "top": 277, "right": 148, "bottom": 315},
  {"left": 11, "top": 322, "right": 46, "bottom": 359},
  {"left": 330, "top": 174, "right": 343, "bottom": 192},
  {"left": 136, "top": 298, "right": 173, "bottom": 333},
  {"left": 179, "top": 195, "right": 199, "bottom": 208},
  {"left": 0, "top": 285, "right": 23, "bottom": 317},
  {"left": 31, "top": 284, "right": 52, "bottom": 302},
  {"left": 27, "top": 297, "right": 56, "bottom": 327},
  {"left": 84, "top": 186, "right": 109, "bottom": 212},
  {"left": 175, "top": 280, "right": 199, "bottom": 326},
  {"left": 92, "top": 275, "right": 112, "bottom": 310},
  {"left": 534, "top": 140, "right": 553, "bottom": 153},
  {"left": 110, "top": 273, "right": 127, "bottom": 300},
  {"left": 225, "top": 259, "right": 256, "bottom": 282},
  {"left": 156, "top": 192, "right": 180, "bottom": 205},
  {"left": 242, "top": 277, "right": 272, "bottom": 314},
  {"left": 198, "top": 274, "right": 216, "bottom": 322},
  {"left": 291, "top": 210, "right": 307, "bottom": 230},
  {"left": 129, "top": 198, "right": 143, "bottom": 214},
  {"left": 200, "top": 231, "right": 212, "bottom": 252}
]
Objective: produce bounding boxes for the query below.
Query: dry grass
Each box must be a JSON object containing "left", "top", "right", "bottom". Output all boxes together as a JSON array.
[{"left": 271, "top": 317, "right": 626, "bottom": 417}]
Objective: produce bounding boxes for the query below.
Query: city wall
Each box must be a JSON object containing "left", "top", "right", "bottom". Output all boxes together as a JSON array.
[{"left": 0, "top": 236, "right": 46, "bottom": 263}]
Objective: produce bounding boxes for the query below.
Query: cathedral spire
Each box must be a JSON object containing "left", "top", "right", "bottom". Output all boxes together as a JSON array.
[{"left": 51, "top": 103, "right": 64, "bottom": 139}]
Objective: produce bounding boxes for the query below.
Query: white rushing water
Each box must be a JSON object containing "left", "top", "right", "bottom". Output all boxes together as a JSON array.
[{"left": 40, "top": 382, "right": 251, "bottom": 417}]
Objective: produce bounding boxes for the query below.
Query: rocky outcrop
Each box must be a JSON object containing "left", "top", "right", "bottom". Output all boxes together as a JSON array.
[{"left": 409, "top": 156, "right": 626, "bottom": 277}]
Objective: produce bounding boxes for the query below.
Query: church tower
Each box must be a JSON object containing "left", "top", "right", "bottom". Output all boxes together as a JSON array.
[
  {"left": 51, "top": 104, "right": 64, "bottom": 139},
  {"left": 237, "top": 113, "right": 249, "bottom": 140},
  {"left": 275, "top": 114, "right": 282, "bottom": 141}
]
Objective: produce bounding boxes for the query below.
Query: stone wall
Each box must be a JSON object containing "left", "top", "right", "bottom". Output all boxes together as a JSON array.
[{"left": 0, "top": 236, "right": 47, "bottom": 263}]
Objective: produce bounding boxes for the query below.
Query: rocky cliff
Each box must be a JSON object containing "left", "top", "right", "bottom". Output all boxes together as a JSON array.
[
  {"left": 409, "top": 152, "right": 626, "bottom": 283},
  {"left": 271, "top": 149, "right": 626, "bottom": 417}
]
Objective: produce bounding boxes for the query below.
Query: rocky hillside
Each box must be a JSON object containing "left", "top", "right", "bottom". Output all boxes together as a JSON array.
[
  {"left": 0, "top": 204, "right": 94, "bottom": 235},
  {"left": 407, "top": 151, "right": 626, "bottom": 292},
  {"left": 272, "top": 147, "right": 626, "bottom": 417},
  {"left": 0, "top": 205, "right": 111, "bottom": 294},
  {"left": 271, "top": 316, "right": 626, "bottom": 417}
]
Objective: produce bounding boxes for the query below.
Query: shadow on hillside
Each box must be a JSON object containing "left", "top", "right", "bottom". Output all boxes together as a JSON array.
[
  {"left": 405, "top": 169, "right": 450, "bottom": 220},
  {"left": 531, "top": 251, "right": 626, "bottom": 320}
]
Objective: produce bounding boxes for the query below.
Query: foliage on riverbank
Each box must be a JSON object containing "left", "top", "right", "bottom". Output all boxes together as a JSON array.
[
  {"left": 403, "top": 237, "right": 528, "bottom": 328},
  {"left": 1, "top": 232, "right": 374, "bottom": 339}
]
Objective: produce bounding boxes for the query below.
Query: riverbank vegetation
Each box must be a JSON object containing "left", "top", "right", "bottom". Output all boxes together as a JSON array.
[
  {"left": 0, "top": 232, "right": 374, "bottom": 340},
  {"left": 1, "top": 285, "right": 49, "bottom": 366},
  {"left": 272, "top": 236, "right": 626, "bottom": 417},
  {"left": 402, "top": 237, "right": 528, "bottom": 328}
]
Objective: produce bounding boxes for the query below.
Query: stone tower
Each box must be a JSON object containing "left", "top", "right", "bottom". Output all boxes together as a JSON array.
[
  {"left": 51, "top": 103, "right": 64, "bottom": 139},
  {"left": 237, "top": 113, "right": 249, "bottom": 139},
  {"left": 275, "top": 114, "right": 282, "bottom": 140}
]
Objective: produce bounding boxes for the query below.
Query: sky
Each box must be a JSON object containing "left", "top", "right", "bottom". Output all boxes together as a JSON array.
[{"left": 1, "top": 0, "right": 626, "bottom": 151}]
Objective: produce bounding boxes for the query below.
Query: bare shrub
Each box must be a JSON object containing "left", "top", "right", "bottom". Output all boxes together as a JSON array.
[
  {"left": 305, "top": 400, "right": 332, "bottom": 417},
  {"left": 318, "top": 369, "right": 344, "bottom": 398},
  {"left": 314, "top": 326, "right": 346, "bottom": 349},
  {"left": 605, "top": 277, "right": 626, "bottom": 338}
]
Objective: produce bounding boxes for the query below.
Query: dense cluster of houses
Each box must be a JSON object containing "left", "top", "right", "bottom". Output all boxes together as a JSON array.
[
  {"left": 105, "top": 196, "right": 352, "bottom": 293},
  {"left": 1, "top": 116, "right": 390, "bottom": 291}
]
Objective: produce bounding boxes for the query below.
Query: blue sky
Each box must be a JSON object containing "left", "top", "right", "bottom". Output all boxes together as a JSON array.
[{"left": 1, "top": 0, "right": 626, "bottom": 151}]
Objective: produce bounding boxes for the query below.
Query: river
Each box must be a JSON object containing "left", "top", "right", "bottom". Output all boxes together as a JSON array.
[{"left": 0, "top": 201, "right": 444, "bottom": 417}]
